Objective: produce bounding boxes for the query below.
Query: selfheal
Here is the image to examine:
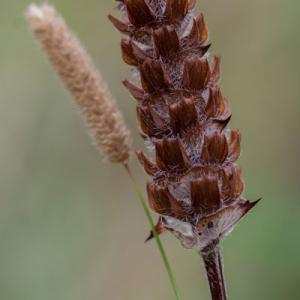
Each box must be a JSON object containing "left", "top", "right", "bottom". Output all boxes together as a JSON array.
[{"left": 110, "top": 1, "right": 260, "bottom": 299}]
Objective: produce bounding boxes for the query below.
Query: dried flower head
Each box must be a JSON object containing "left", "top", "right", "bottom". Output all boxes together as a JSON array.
[
  {"left": 26, "top": 3, "right": 132, "bottom": 163},
  {"left": 110, "top": 0, "right": 259, "bottom": 253},
  {"left": 110, "top": 2, "right": 260, "bottom": 299}
]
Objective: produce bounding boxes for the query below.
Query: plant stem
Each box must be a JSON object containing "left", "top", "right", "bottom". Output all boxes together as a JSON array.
[
  {"left": 123, "top": 163, "right": 181, "bottom": 300},
  {"left": 201, "top": 242, "right": 227, "bottom": 300}
]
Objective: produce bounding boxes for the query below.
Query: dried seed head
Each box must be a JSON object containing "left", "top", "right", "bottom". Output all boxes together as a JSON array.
[
  {"left": 111, "top": 0, "right": 259, "bottom": 251},
  {"left": 26, "top": 3, "right": 132, "bottom": 163}
]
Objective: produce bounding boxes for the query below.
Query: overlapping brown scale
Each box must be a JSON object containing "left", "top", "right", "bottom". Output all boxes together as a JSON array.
[
  {"left": 169, "top": 97, "right": 199, "bottom": 134},
  {"left": 153, "top": 25, "right": 180, "bottom": 58},
  {"left": 206, "top": 87, "right": 231, "bottom": 125},
  {"left": 221, "top": 165, "right": 245, "bottom": 203},
  {"left": 137, "top": 150, "right": 159, "bottom": 176},
  {"left": 227, "top": 130, "right": 241, "bottom": 163},
  {"left": 164, "top": 0, "right": 189, "bottom": 23},
  {"left": 147, "top": 183, "right": 171, "bottom": 215},
  {"left": 121, "top": 39, "right": 150, "bottom": 66},
  {"left": 147, "top": 183, "right": 186, "bottom": 217},
  {"left": 121, "top": 40, "right": 137, "bottom": 65},
  {"left": 108, "top": 14, "right": 131, "bottom": 35},
  {"left": 201, "top": 132, "right": 229, "bottom": 165},
  {"left": 188, "top": 13, "right": 209, "bottom": 46},
  {"left": 188, "top": 0, "right": 197, "bottom": 10},
  {"left": 145, "top": 217, "right": 167, "bottom": 242},
  {"left": 137, "top": 105, "right": 168, "bottom": 137},
  {"left": 188, "top": 44, "right": 211, "bottom": 59},
  {"left": 200, "top": 130, "right": 241, "bottom": 165},
  {"left": 140, "top": 59, "right": 173, "bottom": 93},
  {"left": 195, "top": 198, "right": 260, "bottom": 235},
  {"left": 123, "top": 80, "right": 145, "bottom": 101},
  {"left": 239, "top": 199, "right": 262, "bottom": 218},
  {"left": 210, "top": 56, "right": 221, "bottom": 85},
  {"left": 182, "top": 56, "right": 211, "bottom": 90},
  {"left": 191, "top": 175, "right": 221, "bottom": 214},
  {"left": 125, "top": 0, "right": 155, "bottom": 27},
  {"left": 155, "top": 137, "right": 191, "bottom": 171}
]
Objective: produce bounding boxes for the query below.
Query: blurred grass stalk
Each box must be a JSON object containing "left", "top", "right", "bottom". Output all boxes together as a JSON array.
[{"left": 25, "top": 3, "right": 181, "bottom": 300}]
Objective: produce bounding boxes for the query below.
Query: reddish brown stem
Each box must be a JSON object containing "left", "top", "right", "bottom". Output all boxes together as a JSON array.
[{"left": 201, "top": 244, "right": 227, "bottom": 300}]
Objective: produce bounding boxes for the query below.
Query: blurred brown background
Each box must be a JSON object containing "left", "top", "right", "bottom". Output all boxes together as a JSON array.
[{"left": 0, "top": 0, "right": 300, "bottom": 299}]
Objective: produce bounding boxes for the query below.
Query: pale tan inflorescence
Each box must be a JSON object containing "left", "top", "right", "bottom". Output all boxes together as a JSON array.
[{"left": 26, "top": 3, "right": 132, "bottom": 163}]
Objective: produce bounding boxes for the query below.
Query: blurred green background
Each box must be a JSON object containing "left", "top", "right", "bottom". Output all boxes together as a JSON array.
[{"left": 0, "top": 0, "right": 300, "bottom": 299}]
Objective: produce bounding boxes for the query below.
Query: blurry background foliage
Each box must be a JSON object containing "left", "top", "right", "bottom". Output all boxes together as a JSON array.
[{"left": 0, "top": 0, "right": 300, "bottom": 299}]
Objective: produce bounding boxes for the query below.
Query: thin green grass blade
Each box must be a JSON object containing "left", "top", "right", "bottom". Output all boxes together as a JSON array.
[{"left": 124, "top": 164, "right": 181, "bottom": 300}]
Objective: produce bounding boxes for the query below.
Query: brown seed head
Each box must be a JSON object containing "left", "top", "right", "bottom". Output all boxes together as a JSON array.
[
  {"left": 26, "top": 3, "right": 132, "bottom": 163},
  {"left": 110, "top": 0, "right": 259, "bottom": 250}
]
